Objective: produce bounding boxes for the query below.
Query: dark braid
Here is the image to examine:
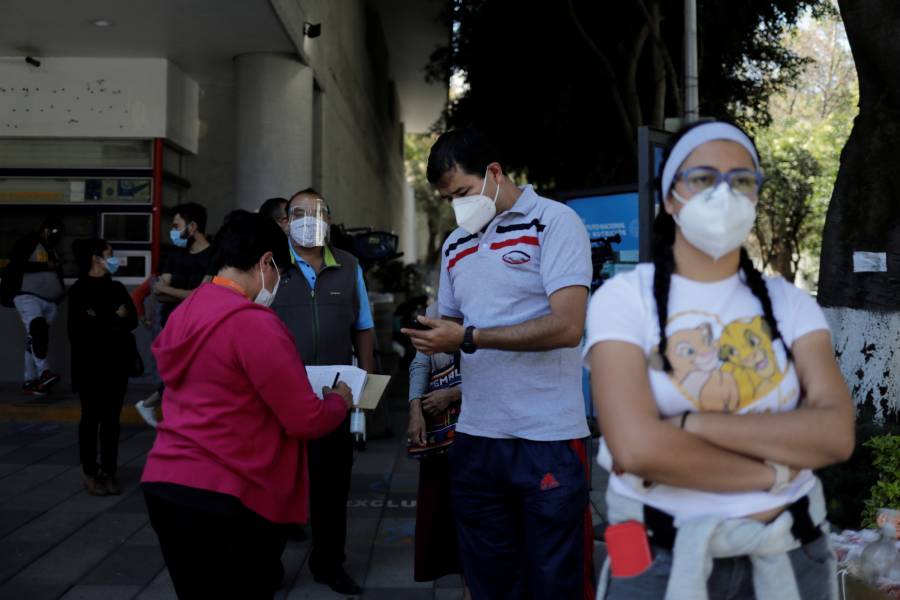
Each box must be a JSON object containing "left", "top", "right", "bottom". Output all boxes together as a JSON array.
[
  {"left": 738, "top": 247, "right": 794, "bottom": 364},
  {"left": 652, "top": 212, "right": 677, "bottom": 373}
]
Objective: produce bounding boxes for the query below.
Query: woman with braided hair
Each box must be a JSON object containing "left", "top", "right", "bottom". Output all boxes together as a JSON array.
[{"left": 584, "top": 120, "right": 854, "bottom": 599}]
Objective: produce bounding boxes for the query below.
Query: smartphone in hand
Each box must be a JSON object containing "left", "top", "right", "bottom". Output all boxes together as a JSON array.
[{"left": 407, "top": 315, "right": 430, "bottom": 331}]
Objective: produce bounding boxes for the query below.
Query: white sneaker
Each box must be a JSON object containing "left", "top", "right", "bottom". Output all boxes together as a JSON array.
[{"left": 135, "top": 400, "right": 159, "bottom": 428}]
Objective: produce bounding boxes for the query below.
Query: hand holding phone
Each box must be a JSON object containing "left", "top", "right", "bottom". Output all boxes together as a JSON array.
[{"left": 407, "top": 315, "right": 430, "bottom": 331}]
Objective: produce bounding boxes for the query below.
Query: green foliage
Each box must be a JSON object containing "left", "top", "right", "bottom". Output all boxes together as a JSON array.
[
  {"left": 748, "top": 4, "right": 858, "bottom": 286},
  {"left": 405, "top": 133, "right": 454, "bottom": 266},
  {"left": 753, "top": 136, "right": 822, "bottom": 282},
  {"left": 427, "top": 0, "right": 828, "bottom": 189},
  {"left": 862, "top": 435, "right": 900, "bottom": 527},
  {"left": 819, "top": 406, "right": 900, "bottom": 530}
]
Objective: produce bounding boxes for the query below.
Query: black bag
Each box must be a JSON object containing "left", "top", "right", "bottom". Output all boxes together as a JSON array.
[
  {"left": 124, "top": 332, "right": 145, "bottom": 378},
  {"left": 0, "top": 264, "right": 22, "bottom": 308}
]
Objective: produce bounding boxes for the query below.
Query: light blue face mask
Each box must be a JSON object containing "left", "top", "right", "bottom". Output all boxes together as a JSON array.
[
  {"left": 105, "top": 256, "right": 120, "bottom": 274},
  {"left": 170, "top": 228, "right": 188, "bottom": 248}
]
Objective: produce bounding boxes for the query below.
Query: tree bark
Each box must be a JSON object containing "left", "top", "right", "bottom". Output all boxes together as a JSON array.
[
  {"left": 819, "top": 0, "right": 900, "bottom": 312},
  {"left": 820, "top": 0, "right": 900, "bottom": 419}
]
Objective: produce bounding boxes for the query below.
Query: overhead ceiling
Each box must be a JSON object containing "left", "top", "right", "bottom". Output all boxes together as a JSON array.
[
  {"left": 1, "top": 0, "right": 449, "bottom": 131},
  {"left": 372, "top": 0, "right": 449, "bottom": 132},
  {"left": 0, "top": 0, "right": 294, "bottom": 85}
]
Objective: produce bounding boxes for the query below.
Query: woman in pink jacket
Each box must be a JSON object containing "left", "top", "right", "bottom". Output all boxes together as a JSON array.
[{"left": 141, "top": 211, "right": 351, "bottom": 599}]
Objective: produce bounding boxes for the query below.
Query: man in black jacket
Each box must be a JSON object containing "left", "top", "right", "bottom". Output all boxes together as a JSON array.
[
  {"left": 272, "top": 188, "right": 375, "bottom": 596},
  {"left": 1, "top": 218, "right": 66, "bottom": 395}
]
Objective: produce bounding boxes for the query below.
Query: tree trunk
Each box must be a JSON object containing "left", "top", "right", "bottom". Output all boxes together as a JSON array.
[{"left": 819, "top": 0, "right": 900, "bottom": 419}]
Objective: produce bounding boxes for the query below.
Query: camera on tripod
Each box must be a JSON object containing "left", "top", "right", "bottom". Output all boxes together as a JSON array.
[{"left": 589, "top": 233, "right": 621, "bottom": 291}]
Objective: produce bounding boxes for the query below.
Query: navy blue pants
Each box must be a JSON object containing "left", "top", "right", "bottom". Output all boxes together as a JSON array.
[{"left": 450, "top": 432, "right": 594, "bottom": 600}]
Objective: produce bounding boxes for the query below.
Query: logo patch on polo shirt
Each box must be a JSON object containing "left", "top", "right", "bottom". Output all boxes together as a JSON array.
[{"left": 502, "top": 250, "right": 531, "bottom": 265}]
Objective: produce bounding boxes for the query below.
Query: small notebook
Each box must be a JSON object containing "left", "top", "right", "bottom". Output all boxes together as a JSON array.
[{"left": 305, "top": 365, "right": 390, "bottom": 409}]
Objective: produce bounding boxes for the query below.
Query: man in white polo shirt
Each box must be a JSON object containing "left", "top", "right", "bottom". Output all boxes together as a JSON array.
[{"left": 404, "top": 127, "right": 594, "bottom": 599}]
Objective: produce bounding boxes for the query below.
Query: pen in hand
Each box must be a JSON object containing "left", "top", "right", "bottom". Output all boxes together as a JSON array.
[{"left": 332, "top": 372, "right": 341, "bottom": 389}]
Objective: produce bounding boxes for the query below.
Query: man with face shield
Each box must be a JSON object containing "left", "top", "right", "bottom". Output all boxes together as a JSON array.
[
  {"left": 1, "top": 217, "right": 67, "bottom": 395},
  {"left": 271, "top": 188, "right": 375, "bottom": 596}
]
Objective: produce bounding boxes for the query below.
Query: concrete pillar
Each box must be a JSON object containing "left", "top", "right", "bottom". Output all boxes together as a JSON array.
[
  {"left": 234, "top": 53, "right": 314, "bottom": 211},
  {"left": 400, "top": 182, "right": 417, "bottom": 264}
]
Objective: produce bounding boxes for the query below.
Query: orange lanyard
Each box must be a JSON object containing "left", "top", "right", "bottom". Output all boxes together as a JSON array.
[{"left": 212, "top": 276, "right": 249, "bottom": 299}]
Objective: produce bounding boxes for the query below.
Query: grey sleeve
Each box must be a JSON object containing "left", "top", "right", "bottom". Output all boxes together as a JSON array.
[{"left": 408, "top": 351, "right": 431, "bottom": 402}]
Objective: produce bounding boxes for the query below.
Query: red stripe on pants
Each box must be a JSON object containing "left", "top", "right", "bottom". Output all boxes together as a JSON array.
[{"left": 569, "top": 437, "right": 596, "bottom": 600}]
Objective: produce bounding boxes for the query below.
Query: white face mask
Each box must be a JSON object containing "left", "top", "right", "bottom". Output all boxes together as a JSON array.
[
  {"left": 290, "top": 217, "right": 328, "bottom": 248},
  {"left": 452, "top": 170, "right": 500, "bottom": 234},
  {"left": 254, "top": 259, "right": 280, "bottom": 307},
  {"left": 672, "top": 182, "right": 757, "bottom": 260}
]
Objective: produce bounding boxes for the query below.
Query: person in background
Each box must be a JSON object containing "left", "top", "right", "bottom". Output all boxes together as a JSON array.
[
  {"left": 137, "top": 203, "right": 213, "bottom": 425},
  {"left": 585, "top": 121, "right": 854, "bottom": 599},
  {"left": 69, "top": 239, "right": 138, "bottom": 496},
  {"left": 142, "top": 210, "right": 352, "bottom": 599},
  {"left": 259, "top": 197, "right": 290, "bottom": 234},
  {"left": 407, "top": 303, "right": 468, "bottom": 597},
  {"left": 130, "top": 273, "right": 161, "bottom": 428},
  {"left": 1, "top": 217, "right": 66, "bottom": 395},
  {"left": 405, "top": 127, "right": 595, "bottom": 600},
  {"left": 271, "top": 188, "right": 375, "bottom": 596}
]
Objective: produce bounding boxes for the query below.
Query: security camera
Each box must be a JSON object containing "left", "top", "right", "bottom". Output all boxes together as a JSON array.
[{"left": 303, "top": 22, "right": 322, "bottom": 38}]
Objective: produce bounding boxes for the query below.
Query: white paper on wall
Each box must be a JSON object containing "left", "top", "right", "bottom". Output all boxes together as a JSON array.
[{"left": 852, "top": 251, "right": 888, "bottom": 273}]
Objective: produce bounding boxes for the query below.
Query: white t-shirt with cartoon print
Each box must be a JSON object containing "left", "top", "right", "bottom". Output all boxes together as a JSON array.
[{"left": 584, "top": 263, "right": 830, "bottom": 520}]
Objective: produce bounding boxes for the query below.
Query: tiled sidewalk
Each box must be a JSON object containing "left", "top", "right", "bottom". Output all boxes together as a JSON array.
[{"left": 0, "top": 413, "right": 607, "bottom": 599}]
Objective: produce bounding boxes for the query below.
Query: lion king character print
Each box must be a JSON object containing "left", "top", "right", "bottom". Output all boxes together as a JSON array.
[
  {"left": 653, "top": 323, "right": 741, "bottom": 412},
  {"left": 718, "top": 316, "right": 786, "bottom": 409},
  {"left": 651, "top": 312, "right": 790, "bottom": 413}
]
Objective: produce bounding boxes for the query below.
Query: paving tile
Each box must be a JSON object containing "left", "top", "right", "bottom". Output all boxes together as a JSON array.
[
  {"left": 286, "top": 567, "right": 368, "bottom": 599},
  {"left": 127, "top": 522, "right": 159, "bottom": 546},
  {"left": 0, "top": 462, "right": 26, "bottom": 478},
  {"left": 0, "top": 445, "right": 61, "bottom": 466},
  {"left": 0, "top": 508, "right": 41, "bottom": 539},
  {"left": 383, "top": 493, "right": 417, "bottom": 516},
  {"left": 59, "top": 584, "right": 142, "bottom": 599},
  {"left": 80, "top": 542, "right": 163, "bottom": 586},
  {"left": 108, "top": 488, "right": 150, "bottom": 514},
  {"left": 131, "top": 568, "right": 173, "bottom": 600},
  {"left": 0, "top": 444, "right": 19, "bottom": 458},
  {"left": 388, "top": 472, "right": 419, "bottom": 493},
  {"left": 0, "top": 463, "right": 70, "bottom": 502},
  {"left": 43, "top": 450, "right": 81, "bottom": 466},
  {"left": 362, "top": 541, "right": 426, "bottom": 589},
  {"left": 5, "top": 512, "right": 148, "bottom": 585},
  {"left": 2, "top": 466, "right": 84, "bottom": 512},
  {"left": 31, "top": 429, "right": 79, "bottom": 448},
  {"left": 0, "top": 426, "right": 63, "bottom": 447},
  {"left": 0, "top": 540, "right": 50, "bottom": 584},
  {"left": 351, "top": 473, "right": 393, "bottom": 495},
  {"left": 0, "top": 582, "right": 71, "bottom": 600},
  {"left": 362, "top": 588, "right": 433, "bottom": 599},
  {"left": 435, "top": 574, "right": 463, "bottom": 589}
]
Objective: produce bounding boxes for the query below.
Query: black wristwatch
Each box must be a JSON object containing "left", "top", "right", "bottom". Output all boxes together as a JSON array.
[{"left": 460, "top": 326, "right": 478, "bottom": 354}]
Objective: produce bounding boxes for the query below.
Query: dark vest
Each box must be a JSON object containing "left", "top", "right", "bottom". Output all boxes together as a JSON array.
[{"left": 272, "top": 246, "right": 361, "bottom": 366}]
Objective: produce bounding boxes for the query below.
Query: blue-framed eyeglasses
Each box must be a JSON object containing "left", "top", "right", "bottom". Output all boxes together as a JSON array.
[{"left": 674, "top": 167, "right": 763, "bottom": 197}]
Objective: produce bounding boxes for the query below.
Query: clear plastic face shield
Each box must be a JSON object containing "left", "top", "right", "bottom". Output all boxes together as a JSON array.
[{"left": 288, "top": 200, "right": 330, "bottom": 248}]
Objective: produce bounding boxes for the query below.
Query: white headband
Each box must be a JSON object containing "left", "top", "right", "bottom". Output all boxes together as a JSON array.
[{"left": 660, "top": 122, "right": 760, "bottom": 201}]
